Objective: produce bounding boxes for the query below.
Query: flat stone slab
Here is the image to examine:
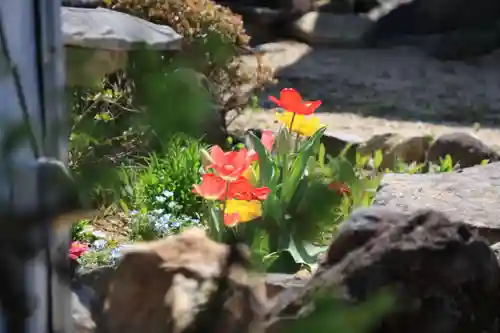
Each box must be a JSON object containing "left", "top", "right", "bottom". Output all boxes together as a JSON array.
[
  {"left": 62, "top": 7, "right": 182, "bottom": 51},
  {"left": 373, "top": 162, "right": 500, "bottom": 243}
]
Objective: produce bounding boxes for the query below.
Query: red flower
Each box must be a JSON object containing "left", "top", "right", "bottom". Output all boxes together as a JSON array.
[
  {"left": 207, "top": 145, "right": 252, "bottom": 181},
  {"left": 192, "top": 173, "right": 227, "bottom": 200},
  {"left": 328, "top": 181, "right": 351, "bottom": 195},
  {"left": 224, "top": 212, "right": 241, "bottom": 226},
  {"left": 227, "top": 176, "right": 271, "bottom": 200},
  {"left": 69, "top": 241, "right": 88, "bottom": 260},
  {"left": 249, "top": 130, "right": 275, "bottom": 162},
  {"left": 268, "top": 88, "right": 322, "bottom": 115}
]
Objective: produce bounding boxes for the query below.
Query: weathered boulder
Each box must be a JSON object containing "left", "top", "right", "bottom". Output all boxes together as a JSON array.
[
  {"left": 357, "top": 133, "right": 433, "bottom": 169},
  {"left": 374, "top": 162, "right": 500, "bottom": 244},
  {"left": 427, "top": 132, "right": 500, "bottom": 168},
  {"left": 290, "top": 12, "right": 372, "bottom": 45},
  {"left": 321, "top": 130, "right": 364, "bottom": 161},
  {"left": 98, "top": 228, "right": 267, "bottom": 333},
  {"left": 269, "top": 207, "right": 500, "bottom": 333},
  {"left": 363, "top": 0, "right": 500, "bottom": 59},
  {"left": 62, "top": 7, "right": 183, "bottom": 87}
]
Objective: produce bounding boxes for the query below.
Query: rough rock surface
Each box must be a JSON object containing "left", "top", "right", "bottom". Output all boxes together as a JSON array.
[
  {"left": 99, "top": 228, "right": 267, "bottom": 333},
  {"left": 357, "top": 133, "right": 433, "bottom": 169},
  {"left": 240, "top": 42, "right": 500, "bottom": 127},
  {"left": 291, "top": 12, "right": 372, "bottom": 45},
  {"left": 373, "top": 162, "right": 500, "bottom": 243},
  {"left": 270, "top": 207, "right": 500, "bottom": 333},
  {"left": 427, "top": 132, "right": 500, "bottom": 168},
  {"left": 360, "top": 0, "right": 500, "bottom": 59}
]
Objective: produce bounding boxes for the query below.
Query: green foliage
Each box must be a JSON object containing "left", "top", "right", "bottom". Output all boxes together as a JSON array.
[
  {"left": 204, "top": 127, "right": 382, "bottom": 273},
  {"left": 120, "top": 135, "right": 205, "bottom": 240}
]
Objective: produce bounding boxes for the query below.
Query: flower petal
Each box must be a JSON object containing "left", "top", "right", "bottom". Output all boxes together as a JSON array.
[
  {"left": 224, "top": 212, "right": 241, "bottom": 226},
  {"left": 209, "top": 145, "right": 226, "bottom": 166},
  {"left": 301, "top": 100, "right": 322, "bottom": 115},
  {"left": 192, "top": 173, "right": 226, "bottom": 200},
  {"left": 261, "top": 130, "right": 275, "bottom": 152},
  {"left": 280, "top": 88, "right": 303, "bottom": 107}
]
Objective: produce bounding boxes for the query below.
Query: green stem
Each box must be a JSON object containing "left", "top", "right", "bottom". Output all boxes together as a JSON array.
[
  {"left": 220, "top": 180, "right": 230, "bottom": 241},
  {"left": 288, "top": 113, "right": 296, "bottom": 134},
  {"left": 294, "top": 134, "right": 301, "bottom": 153},
  {"left": 282, "top": 113, "right": 297, "bottom": 191}
]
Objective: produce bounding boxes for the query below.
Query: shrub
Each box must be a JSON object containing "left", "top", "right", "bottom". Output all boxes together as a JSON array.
[{"left": 105, "top": 0, "right": 275, "bottom": 117}]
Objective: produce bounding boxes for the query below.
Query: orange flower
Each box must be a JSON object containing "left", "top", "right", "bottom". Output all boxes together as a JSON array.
[
  {"left": 269, "top": 88, "right": 322, "bottom": 115},
  {"left": 328, "top": 181, "right": 351, "bottom": 195},
  {"left": 249, "top": 130, "right": 275, "bottom": 162},
  {"left": 192, "top": 173, "right": 227, "bottom": 200},
  {"left": 207, "top": 145, "right": 252, "bottom": 181},
  {"left": 227, "top": 176, "right": 271, "bottom": 200}
]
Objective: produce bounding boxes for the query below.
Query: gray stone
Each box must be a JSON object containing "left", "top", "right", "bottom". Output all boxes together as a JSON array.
[
  {"left": 61, "top": 7, "right": 183, "bottom": 51},
  {"left": 363, "top": 0, "right": 500, "bottom": 58},
  {"left": 373, "top": 162, "right": 500, "bottom": 244},
  {"left": 427, "top": 132, "right": 500, "bottom": 168},
  {"left": 321, "top": 130, "right": 364, "bottom": 161},
  {"left": 291, "top": 12, "right": 372, "bottom": 45},
  {"left": 72, "top": 291, "right": 96, "bottom": 333},
  {"left": 62, "top": 7, "right": 183, "bottom": 87}
]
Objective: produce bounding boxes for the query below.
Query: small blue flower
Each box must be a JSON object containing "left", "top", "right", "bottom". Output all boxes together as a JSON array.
[
  {"left": 153, "top": 208, "right": 165, "bottom": 215},
  {"left": 190, "top": 218, "right": 200, "bottom": 224},
  {"left": 167, "top": 201, "right": 182, "bottom": 210},
  {"left": 153, "top": 213, "right": 172, "bottom": 234},
  {"left": 162, "top": 190, "right": 174, "bottom": 198},
  {"left": 92, "top": 239, "right": 107, "bottom": 251},
  {"left": 155, "top": 195, "right": 166, "bottom": 203},
  {"left": 171, "top": 220, "right": 180, "bottom": 228}
]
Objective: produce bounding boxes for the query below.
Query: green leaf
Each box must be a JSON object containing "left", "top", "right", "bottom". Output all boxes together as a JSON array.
[
  {"left": 248, "top": 131, "right": 275, "bottom": 185},
  {"left": 373, "top": 150, "right": 383, "bottom": 169},
  {"left": 282, "top": 127, "right": 325, "bottom": 203},
  {"left": 318, "top": 143, "right": 326, "bottom": 169},
  {"left": 208, "top": 204, "right": 222, "bottom": 241},
  {"left": 285, "top": 236, "right": 328, "bottom": 267}
]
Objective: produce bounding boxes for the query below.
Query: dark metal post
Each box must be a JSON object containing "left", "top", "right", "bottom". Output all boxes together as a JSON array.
[{"left": 0, "top": 0, "right": 75, "bottom": 332}]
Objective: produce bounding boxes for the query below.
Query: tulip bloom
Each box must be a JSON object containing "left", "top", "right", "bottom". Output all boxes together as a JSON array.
[
  {"left": 275, "top": 111, "right": 325, "bottom": 137},
  {"left": 227, "top": 176, "right": 271, "bottom": 201},
  {"left": 269, "top": 88, "right": 321, "bottom": 115},
  {"left": 192, "top": 173, "right": 227, "bottom": 200},
  {"left": 69, "top": 241, "right": 88, "bottom": 260},
  {"left": 328, "top": 181, "right": 351, "bottom": 195},
  {"left": 223, "top": 200, "right": 263, "bottom": 226},
  {"left": 249, "top": 130, "right": 275, "bottom": 162},
  {"left": 207, "top": 145, "right": 252, "bottom": 181}
]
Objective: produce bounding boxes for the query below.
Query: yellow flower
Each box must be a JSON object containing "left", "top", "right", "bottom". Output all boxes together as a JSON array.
[
  {"left": 275, "top": 111, "right": 325, "bottom": 137},
  {"left": 223, "top": 200, "right": 262, "bottom": 226}
]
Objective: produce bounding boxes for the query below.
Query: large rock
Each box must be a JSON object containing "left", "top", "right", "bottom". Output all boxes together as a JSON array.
[
  {"left": 291, "top": 12, "right": 372, "bottom": 45},
  {"left": 363, "top": 0, "right": 500, "bottom": 59},
  {"left": 427, "top": 132, "right": 500, "bottom": 168},
  {"left": 357, "top": 133, "right": 433, "bottom": 170},
  {"left": 374, "top": 162, "right": 500, "bottom": 244},
  {"left": 99, "top": 228, "right": 267, "bottom": 333},
  {"left": 269, "top": 207, "right": 500, "bottom": 333},
  {"left": 62, "top": 7, "right": 183, "bottom": 86}
]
